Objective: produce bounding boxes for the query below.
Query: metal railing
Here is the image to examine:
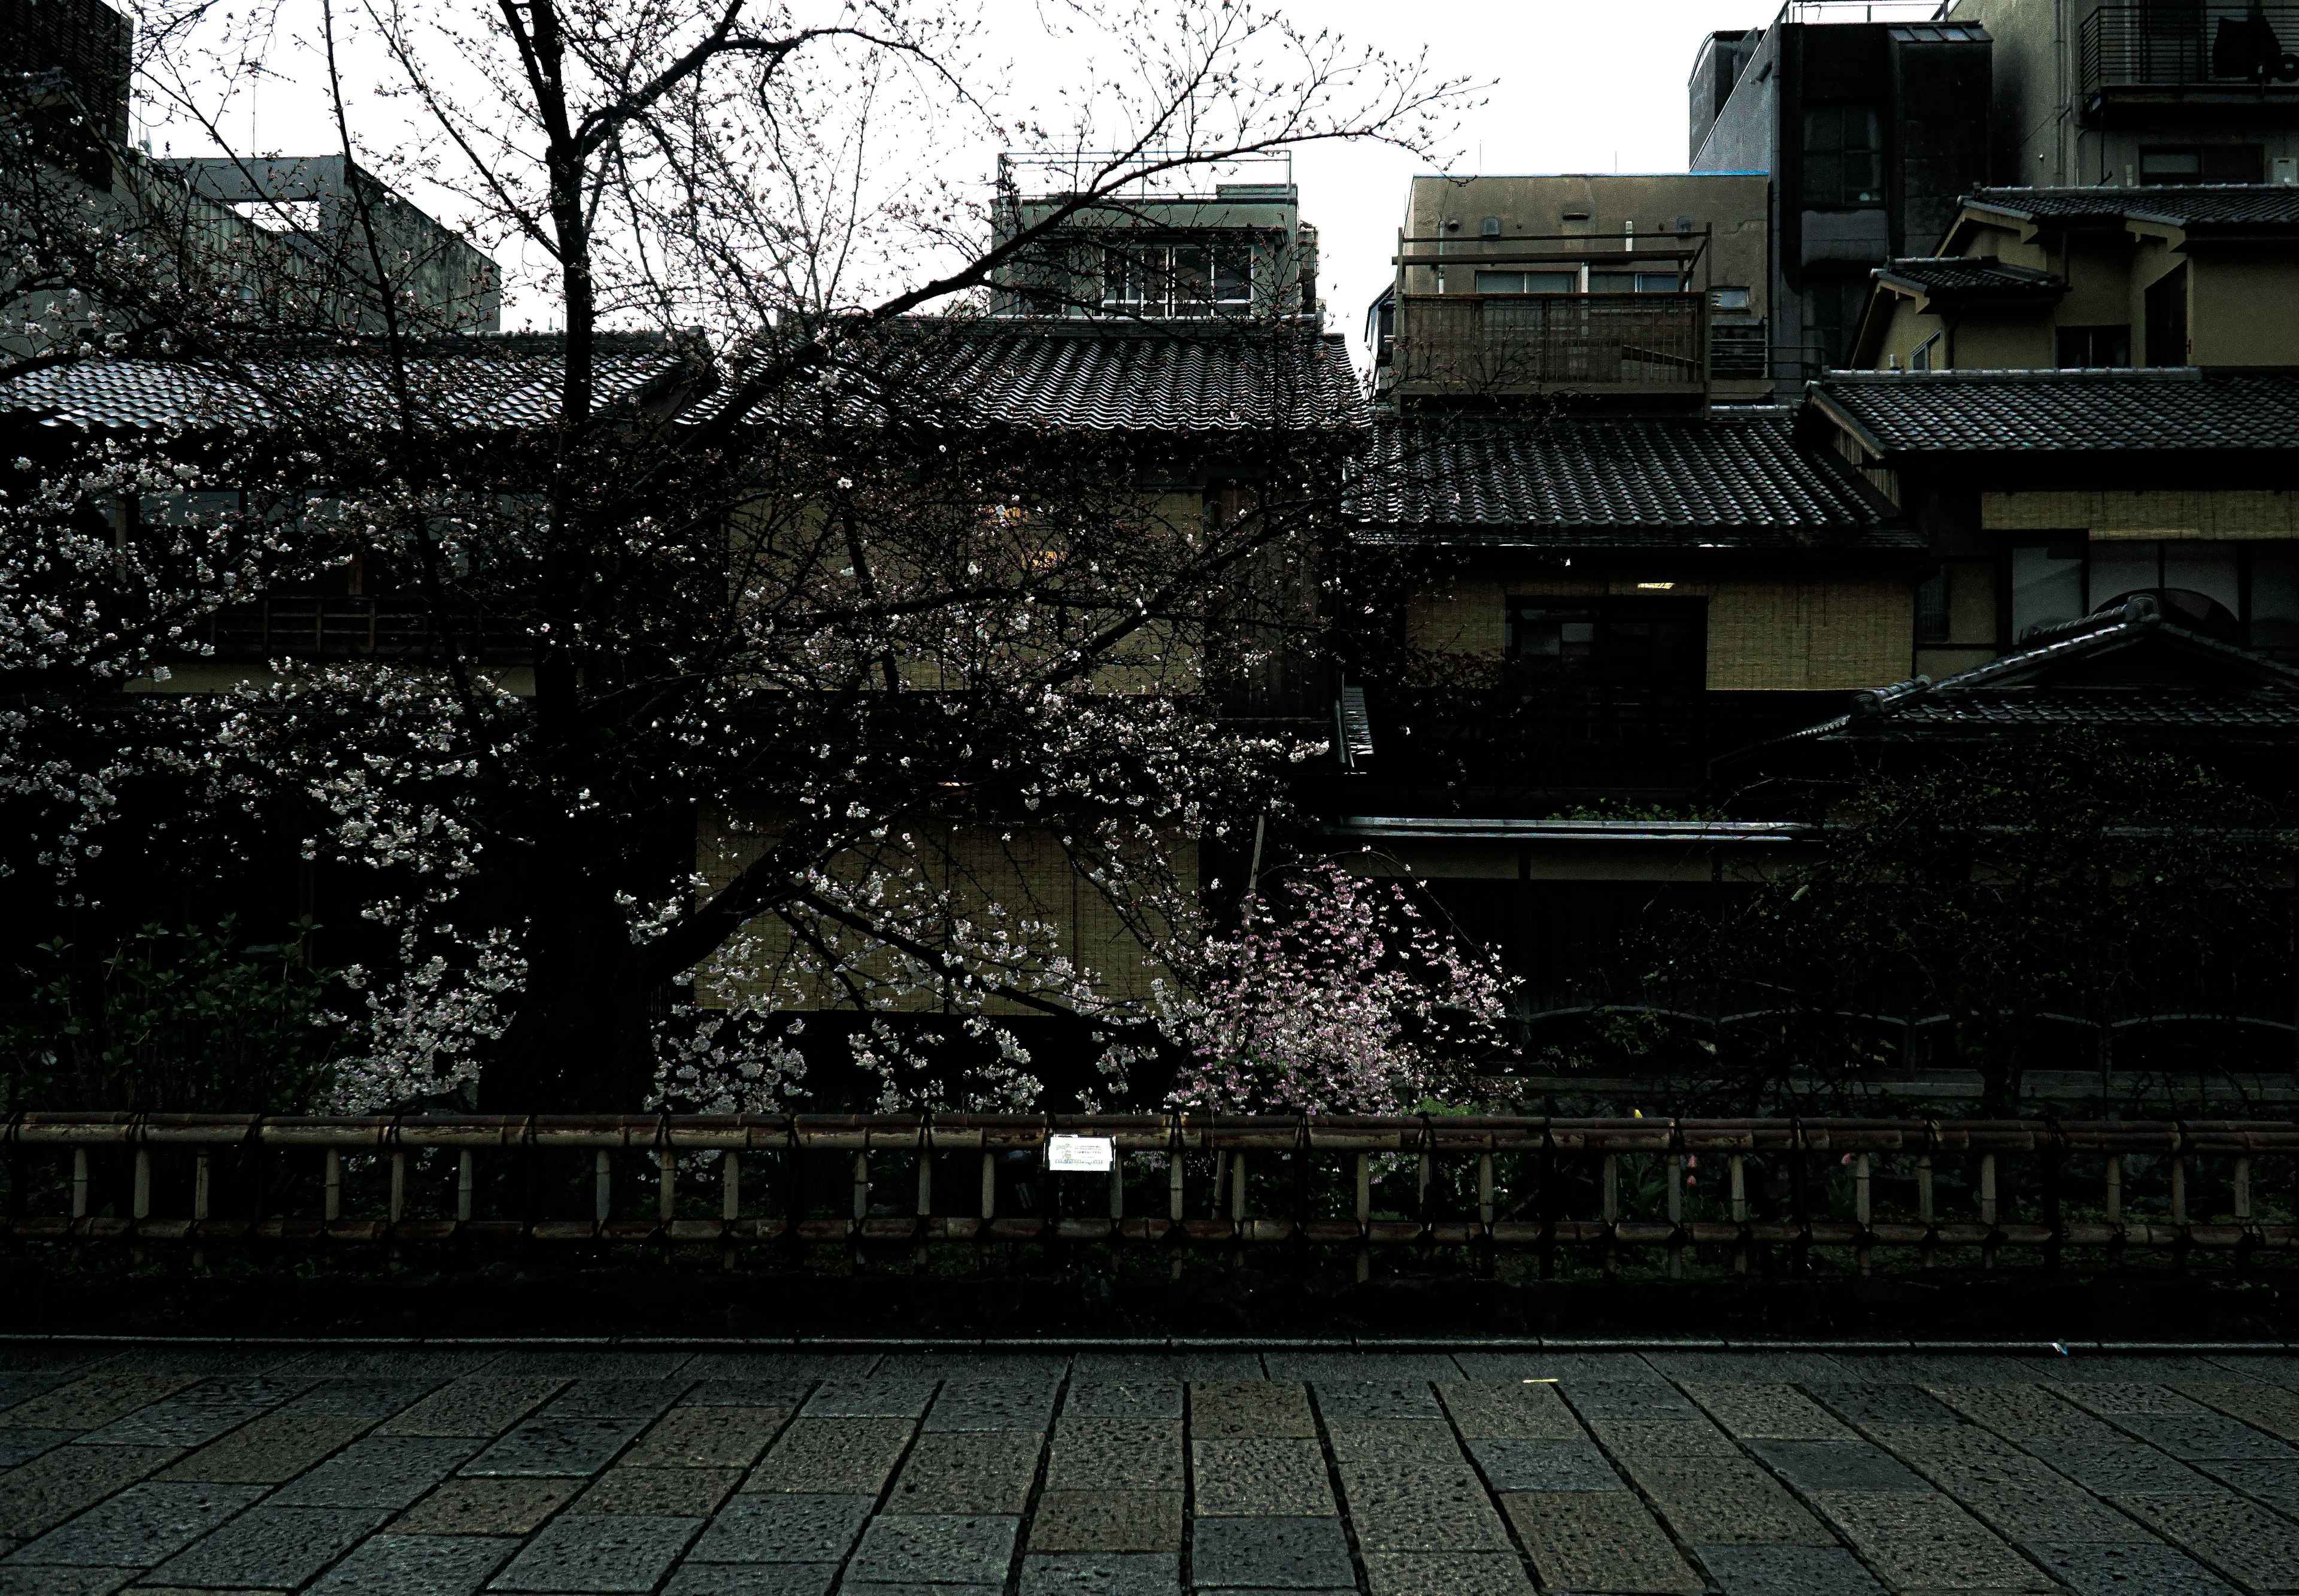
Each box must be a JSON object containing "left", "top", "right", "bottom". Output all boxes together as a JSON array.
[
  {"left": 2080, "top": 5, "right": 2299, "bottom": 104},
  {"left": 1390, "top": 295, "right": 1707, "bottom": 397},
  {"left": 8, "top": 1113, "right": 2298, "bottom": 1276},
  {"left": 201, "top": 597, "right": 532, "bottom": 661}
]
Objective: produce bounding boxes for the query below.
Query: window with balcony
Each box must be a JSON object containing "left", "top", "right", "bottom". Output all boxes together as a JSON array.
[
  {"left": 1101, "top": 238, "right": 1252, "bottom": 317},
  {"left": 2140, "top": 143, "right": 2264, "bottom": 183},
  {"left": 1802, "top": 104, "right": 1883, "bottom": 207},
  {"left": 1588, "top": 271, "right": 1688, "bottom": 293},
  {"left": 1473, "top": 270, "right": 1578, "bottom": 294}
]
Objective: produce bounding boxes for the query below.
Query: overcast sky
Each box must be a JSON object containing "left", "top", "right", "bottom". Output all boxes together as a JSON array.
[{"left": 139, "top": 0, "right": 1825, "bottom": 357}]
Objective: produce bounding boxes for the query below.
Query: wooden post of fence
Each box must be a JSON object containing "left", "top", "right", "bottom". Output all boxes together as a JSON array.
[
  {"left": 1230, "top": 1154, "right": 1247, "bottom": 1228},
  {"left": 2106, "top": 1154, "right": 2122, "bottom": 1221},
  {"left": 1666, "top": 1153, "right": 1684, "bottom": 1280},
  {"left": 593, "top": 1149, "right": 611, "bottom": 1228},
  {"left": 659, "top": 1149, "right": 677, "bottom": 1227},
  {"left": 1730, "top": 1154, "right": 1747, "bottom": 1276},
  {"left": 1918, "top": 1154, "right": 1934, "bottom": 1270},
  {"left": 1109, "top": 1156, "right": 1125, "bottom": 1222},
  {"left": 390, "top": 1149, "right": 408, "bottom": 1224},
  {"left": 723, "top": 1150, "right": 741, "bottom": 1271},
  {"left": 71, "top": 1149, "right": 88, "bottom": 1222},
  {"left": 1854, "top": 1152, "right": 1872, "bottom": 1278},
  {"left": 1602, "top": 1152, "right": 1619, "bottom": 1275},
  {"left": 981, "top": 1151, "right": 996, "bottom": 1221},
  {"left": 1979, "top": 1152, "right": 1998, "bottom": 1270},
  {"left": 457, "top": 1151, "right": 475, "bottom": 1224},
  {"left": 915, "top": 1148, "right": 933, "bottom": 1270},
  {"left": 851, "top": 1151, "right": 868, "bottom": 1229},
  {"left": 129, "top": 1143, "right": 149, "bottom": 1266},
  {"left": 1356, "top": 1152, "right": 1372, "bottom": 1284},
  {"left": 1169, "top": 1143, "right": 1185, "bottom": 1282},
  {"left": 191, "top": 1151, "right": 210, "bottom": 1270},
  {"left": 324, "top": 1149, "right": 341, "bottom": 1224},
  {"left": 2172, "top": 1151, "right": 2190, "bottom": 1271},
  {"left": 2236, "top": 1155, "right": 2252, "bottom": 1222}
]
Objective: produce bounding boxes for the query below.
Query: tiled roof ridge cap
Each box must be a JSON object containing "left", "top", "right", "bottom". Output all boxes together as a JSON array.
[
  {"left": 1973, "top": 181, "right": 2299, "bottom": 195},
  {"left": 1850, "top": 675, "right": 1933, "bottom": 717},
  {"left": 1819, "top": 366, "right": 2203, "bottom": 383},
  {"left": 2016, "top": 593, "right": 2160, "bottom": 648},
  {"left": 891, "top": 315, "right": 1338, "bottom": 342}
]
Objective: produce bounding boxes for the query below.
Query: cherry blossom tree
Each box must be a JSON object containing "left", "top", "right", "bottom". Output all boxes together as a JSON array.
[{"left": 1, "top": 0, "right": 1481, "bottom": 1113}]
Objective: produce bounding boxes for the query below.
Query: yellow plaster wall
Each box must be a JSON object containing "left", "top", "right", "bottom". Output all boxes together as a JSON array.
[
  {"left": 1983, "top": 490, "right": 2299, "bottom": 539},
  {"left": 1405, "top": 569, "right": 1912, "bottom": 690}
]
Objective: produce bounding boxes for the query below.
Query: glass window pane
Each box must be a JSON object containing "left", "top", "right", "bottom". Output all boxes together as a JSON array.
[
  {"left": 1589, "top": 271, "right": 1639, "bottom": 293},
  {"left": 1475, "top": 271, "right": 1526, "bottom": 293},
  {"left": 1526, "top": 271, "right": 1579, "bottom": 294},
  {"left": 2013, "top": 539, "right": 2087, "bottom": 638},
  {"left": 2088, "top": 539, "right": 2158, "bottom": 607},
  {"left": 2252, "top": 543, "right": 2299, "bottom": 651}
]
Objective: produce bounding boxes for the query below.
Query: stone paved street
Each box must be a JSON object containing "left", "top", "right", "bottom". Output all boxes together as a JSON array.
[{"left": 5, "top": 1345, "right": 2299, "bottom": 1592}]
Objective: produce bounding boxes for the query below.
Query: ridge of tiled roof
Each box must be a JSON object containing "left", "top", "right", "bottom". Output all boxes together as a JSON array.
[
  {"left": 1873, "top": 256, "right": 2066, "bottom": 300},
  {"left": 0, "top": 335, "right": 700, "bottom": 433},
  {"left": 1965, "top": 184, "right": 2299, "bottom": 229},
  {"left": 1349, "top": 411, "right": 1918, "bottom": 550},
  {"left": 702, "top": 317, "right": 1366, "bottom": 435},
  {"left": 1806, "top": 367, "right": 2299, "bottom": 455}
]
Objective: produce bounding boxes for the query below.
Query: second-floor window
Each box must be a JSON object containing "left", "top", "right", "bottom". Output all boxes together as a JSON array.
[
  {"left": 2139, "top": 143, "right": 2264, "bottom": 183},
  {"left": 1102, "top": 239, "right": 1251, "bottom": 317},
  {"left": 1506, "top": 597, "right": 1707, "bottom": 688},
  {"left": 1803, "top": 104, "right": 1883, "bottom": 207}
]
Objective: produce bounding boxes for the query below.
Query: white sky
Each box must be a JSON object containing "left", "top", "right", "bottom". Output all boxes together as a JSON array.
[{"left": 135, "top": 0, "right": 1799, "bottom": 358}]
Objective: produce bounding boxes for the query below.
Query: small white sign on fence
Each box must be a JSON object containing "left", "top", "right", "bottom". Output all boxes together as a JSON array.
[{"left": 1046, "top": 1134, "right": 1115, "bottom": 1172}]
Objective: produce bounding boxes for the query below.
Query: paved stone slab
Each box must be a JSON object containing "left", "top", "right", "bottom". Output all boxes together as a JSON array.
[
  {"left": 800, "top": 1379, "right": 937, "bottom": 1420},
  {"left": 1059, "top": 1382, "right": 1181, "bottom": 1420},
  {"left": 1, "top": 1376, "right": 195, "bottom": 1431},
  {"left": 378, "top": 1380, "right": 569, "bottom": 1439},
  {"left": 885, "top": 1431, "right": 1042, "bottom": 1515},
  {"left": 542, "top": 1382, "right": 690, "bottom": 1421},
  {"left": 568, "top": 1465, "right": 739, "bottom": 1516},
  {"left": 742, "top": 1416, "right": 913, "bottom": 1494},
  {"left": 481, "top": 1352, "right": 694, "bottom": 1382},
  {"left": 876, "top": 1352, "right": 1064, "bottom": 1383},
  {"left": 4, "top": 1483, "right": 267, "bottom": 1568},
  {"left": 156, "top": 1413, "right": 374, "bottom": 1483},
  {"left": 1189, "top": 1516, "right": 1354, "bottom": 1590},
  {"left": 141, "top": 1503, "right": 388, "bottom": 1589},
  {"left": 1192, "top": 1438, "right": 1334, "bottom": 1515},
  {"left": 621, "top": 1407, "right": 787, "bottom": 1470},
  {"left": 1453, "top": 1352, "right": 1669, "bottom": 1384},
  {"left": 304, "top": 1533, "right": 519, "bottom": 1596},
  {"left": 1189, "top": 1382, "right": 1314, "bottom": 1440},
  {"left": 1360, "top": 1551, "right": 1532, "bottom": 1595},
  {"left": 1465, "top": 1437, "right": 1624, "bottom": 1492},
  {"left": 487, "top": 1513, "right": 699, "bottom": 1592},
  {"left": 1748, "top": 1440, "right": 1930, "bottom": 1492},
  {"left": 2179, "top": 1381, "right": 2299, "bottom": 1442},
  {"left": 2197, "top": 1454, "right": 2299, "bottom": 1509},
  {"left": 678, "top": 1352, "right": 875, "bottom": 1381},
  {"left": 1017, "top": 1552, "right": 1178, "bottom": 1595},
  {"left": 1694, "top": 1544, "right": 1888, "bottom": 1596},
  {"left": 461, "top": 1414, "right": 651, "bottom": 1476},
  {"left": 0, "top": 1447, "right": 182, "bottom": 1540},
  {"left": 839, "top": 1584, "right": 1001, "bottom": 1596},
  {"left": 1434, "top": 1382, "right": 1582, "bottom": 1440},
  {"left": 1628, "top": 1458, "right": 1833, "bottom": 1546},
  {"left": 678, "top": 1381, "right": 813, "bottom": 1409},
  {"left": 86, "top": 1348, "right": 297, "bottom": 1377},
  {"left": 846, "top": 1514, "right": 1018, "bottom": 1584},
  {"left": 1024, "top": 1491, "right": 1180, "bottom": 1553},
  {"left": 1812, "top": 1383, "right": 1961, "bottom": 1428},
  {"left": 0, "top": 1433, "right": 67, "bottom": 1468},
  {"left": 1587, "top": 1418, "right": 1739, "bottom": 1464},
  {"left": 1326, "top": 1421, "right": 1461, "bottom": 1464},
  {"left": 391, "top": 1479, "right": 581, "bottom": 1536},
  {"left": 2026, "top": 1541, "right": 2239, "bottom": 1595},
  {"left": 0, "top": 1570, "right": 131, "bottom": 1596},
  {"left": 74, "top": 1380, "right": 307, "bottom": 1448},
  {"left": 924, "top": 1380, "right": 1056, "bottom": 1434},
  {"left": 1932, "top": 1383, "right": 2127, "bottom": 1445},
  {"left": 2053, "top": 1382, "right": 2201, "bottom": 1416},
  {"left": 1498, "top": 1490, "right": 1703, "bottom": 1594},
  {"left": 2112, "top": 1410, "right": 2299, "bottom": 1461},
  {"left": 1338, "top": 1460, "right": 1511, "bottom": 1551},
  {"left": 0, "top": 1374, "right": 75, "bottom": 1412},
  {"left": 279, "top": 1379, "right": 444, "bottom": 1417},
  {"left": 1825, "top": 1354, "right": 2042, "bottom": 1386},
  {"left": 272, "top": 1351, "right": 499, "bottom": 1380},
  {"left": 1811, "top": 1491, "right": 2053, "bottom": 1592},
  {"left": 1877, "top": 1427, "right": 2154, "bottom": 1544},
  {"left": 1263, "top": 1352, "right": 1457, "bottom": 1383},
  {"left": 1311, "top": 1381, "right": 1442, "bottom": 1422},
  {"left": 1563, "top": 1380, "right": 1704, "bottom": 1422},
  {"left": 1074, "top": 1352, "right": 1261, "bottom": 1382},
  {"left": 2115, "top": 1492, "right": 2299, "bottom": 1591},
  {"left": 1044, "top": 1419, "right": 1181, "bottom": 1491},
  {"left": 274, "top": 1434, "right": 483, "bottom": 1508},
  {"left": 684, "top": 1494, "right": 874, "bottom": 1562},
  {"left": 661, "top": 1564, "right": 838, "bottom": 1596},
  {"left": 1643, "top": 1352, "right": 1851, "bottom": 1385},
  {"left": 1682, "top": 1383, "right": 1852, "bottom": 1442},
  {"left": 2024, "top": 1442, "right": 2219, "bottom": 1495}
]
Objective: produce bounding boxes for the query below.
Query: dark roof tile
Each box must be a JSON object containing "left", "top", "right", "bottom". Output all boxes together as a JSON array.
[
  {"left": 1874, "top": 256, "right": 2066, "bottom": 301},
  {"left": 1807, "top": 368, "right": 2299, "bottom": 455},
  {"left": 1965, "top": 184, "right": 2299, "bottom": 230}
]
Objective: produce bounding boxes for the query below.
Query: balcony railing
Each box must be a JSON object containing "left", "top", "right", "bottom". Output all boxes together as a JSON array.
[
  {"left": 1390, "top": 293, "right": 1707, "bottom": 398},
  {"left": 2080, "top": 4, "right": 2299, "bottom": 114},
  {"left": 200, "top": 596, "right": 532, "bottom": 662}
]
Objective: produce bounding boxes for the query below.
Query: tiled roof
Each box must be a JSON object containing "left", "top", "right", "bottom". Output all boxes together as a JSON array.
[
  {"left": 1873, "top": 256, "right": 2065, "bottom": 301},
  {"left": 1965, "top": 185, "right": 2299, "bottom": 230},
  {"left": 714, "top": 319, "right": 1366, "bottom": 435},
  {"left": 1782, "top": 598, "right": 2299, "bottom": 744},
  {"left": 1351, "top": 411, "right": 1916, "bottom": 549},
  {"left": 1806, "top": 368, "right": 2299, "bottom": 456},
  {"left": 0, "top": 333, "right": 694, "bottom": 433}
]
